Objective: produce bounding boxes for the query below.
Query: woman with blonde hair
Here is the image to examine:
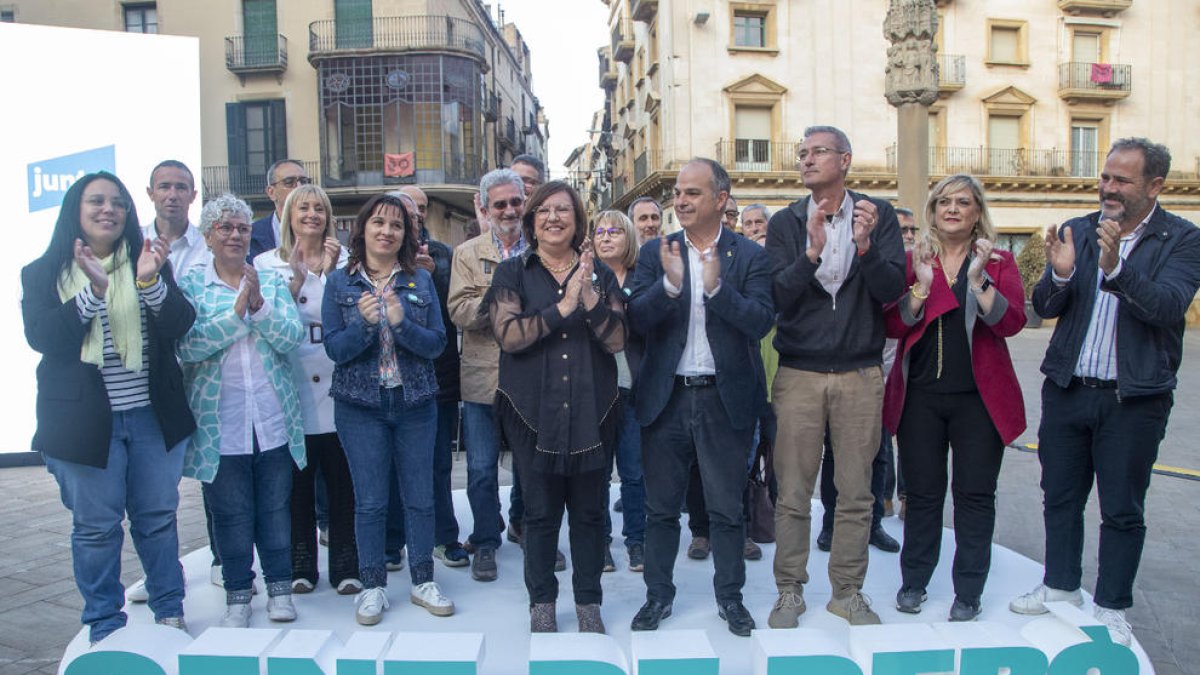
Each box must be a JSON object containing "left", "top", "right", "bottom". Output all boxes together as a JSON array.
[
  {"left": 254, "top": 184, "right": 360, "bottom": 597},
  {"left": 592, "top": 209, "right": 645, "bottom": 573},
  {"left": 883, "top": 173, "right": 1027, "bottom": 621}
]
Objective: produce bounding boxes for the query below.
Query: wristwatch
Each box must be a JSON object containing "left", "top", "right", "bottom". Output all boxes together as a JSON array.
[{"left": 970, "top": 276, "right": 992, "bottom": 294}]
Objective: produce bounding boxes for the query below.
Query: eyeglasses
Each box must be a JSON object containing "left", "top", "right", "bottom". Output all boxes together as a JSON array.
[
  {"left": 271, "top": 176, "right": 313, "bottom": 188},
  {"left": 213, "top": 223, "right": 252, "bottom": 238},
  {"left": 594, "top": 226, "right": 625, "bottom": 237},
  {"left": 84, "top": 195, "right": 130, "bottom": 211},
  {"left": 796, "top": 146, "right": 844, "bottom": 162},
  {"left": 900, "top": 226, "right": 918, "bottom": 234},
  {"left": 724, "top": 211, "right": 739, "bottom": 218},
  {"left": 535, "top": 205, "right": 573, "bottom": 219},
  {"left": 490, "top": 197, "right": 524, "bottom": 211}
]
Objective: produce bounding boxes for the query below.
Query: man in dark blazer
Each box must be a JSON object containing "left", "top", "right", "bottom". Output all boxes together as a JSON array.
[
  {"left": 628, "top": 158, "right": 774, "bottom": 637},
  {"left": 248, "top": 159, "right": 311, "bottom": 261}
]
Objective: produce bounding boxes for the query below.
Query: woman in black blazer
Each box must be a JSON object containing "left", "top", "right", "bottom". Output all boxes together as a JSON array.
[{"left": 21, "top": 171, "right": 196, "bottom": 645}]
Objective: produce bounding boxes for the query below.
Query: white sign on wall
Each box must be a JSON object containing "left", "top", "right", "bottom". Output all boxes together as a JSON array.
[{"left": 0, "top": 22, "right": 201, "bottom": 454}]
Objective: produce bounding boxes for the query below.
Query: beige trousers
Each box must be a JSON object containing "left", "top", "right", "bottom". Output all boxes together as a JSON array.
[{"left": 771, "top": 365, "right": 883, "bottom": 597}]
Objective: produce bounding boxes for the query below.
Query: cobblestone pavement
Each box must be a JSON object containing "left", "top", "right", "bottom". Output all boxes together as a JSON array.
[{"left": 0, "top": 328, "right": 1196, "bottom": 675}]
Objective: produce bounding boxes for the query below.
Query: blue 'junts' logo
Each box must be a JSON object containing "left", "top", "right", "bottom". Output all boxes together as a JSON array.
[{"left": 27, "top": 146, "right": 117, "bottom": 213}]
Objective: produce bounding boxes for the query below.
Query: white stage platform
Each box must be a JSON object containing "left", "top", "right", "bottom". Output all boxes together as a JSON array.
[{"left": 61, "top": 487, "right": 1153, "bottom": 674}]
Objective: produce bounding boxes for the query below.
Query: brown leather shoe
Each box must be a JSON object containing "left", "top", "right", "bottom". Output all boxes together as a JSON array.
[{"left": 687, "top": 536, "right": 711, "bottom": 560}]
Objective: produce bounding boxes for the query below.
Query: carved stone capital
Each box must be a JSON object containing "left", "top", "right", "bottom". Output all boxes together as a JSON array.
[{"left": 884, "top": 0, "right": 940, "bottom": 108}]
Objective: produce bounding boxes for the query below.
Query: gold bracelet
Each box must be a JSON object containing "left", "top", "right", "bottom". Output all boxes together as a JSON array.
[
  {"left": 910, "top": 283, "right": 929, "bottom": 300},
  {"left": 135, "top": 274, "right": 160, "bottom": 290}
]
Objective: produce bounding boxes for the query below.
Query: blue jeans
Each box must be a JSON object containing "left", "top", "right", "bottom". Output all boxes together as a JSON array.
[
  {"left": 605, "top": 389, "right": 645, "bottom": 546},
  {"left": 338, "top": 389, "right": 437, "bottom": 588},
  {"left": 44, "top": 407, "right": 186, "bottom": 642},
  {"left": 202, "top": 440, "right": 293, "bottom": 599},
  {"left": 385, "top": 399, "right": 462, "bottom": 552},
  {"left": 461, "top": 401, "right": 503, "bottom": 549}
]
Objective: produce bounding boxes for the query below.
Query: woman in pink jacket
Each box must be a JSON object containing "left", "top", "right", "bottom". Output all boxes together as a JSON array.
[{"left": 883, "top": 174, "right": 1026, "bottom": 622}]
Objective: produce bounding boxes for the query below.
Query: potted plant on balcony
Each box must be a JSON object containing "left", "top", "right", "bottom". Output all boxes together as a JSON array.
[{"left": 1015, "top": 232, "right": 1046, "bottom": 328}]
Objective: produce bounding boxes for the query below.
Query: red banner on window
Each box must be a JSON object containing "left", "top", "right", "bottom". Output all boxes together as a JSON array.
[
  {"left": 384, "top": 152, "right": 415, "bottom": 178},
  {"left": 1090, "top": 63, "right": 1113, "bottom": 84}
]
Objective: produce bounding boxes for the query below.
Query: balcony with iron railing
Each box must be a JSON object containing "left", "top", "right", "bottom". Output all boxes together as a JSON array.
[
  {"left": 308, "top": 15, "right": 486, "bottom": 63},
  {"left": 715, "top": 140, "right": 803, "bottom": 173},
  {"left": 612, "top": 18, "right": 635, "bottom": 63},
  {"left": 885, "top": 146, "right": 1107, "bottom": 178},
  {"left": 225, "top": 34, "right": 287, "bottom": 80},
  {"left": 633, "top": 150, "right": 668, "bottom": 184},
  {"left": 322, "top": 154, "right": 482, "bottom": 190},
  {"left": 937, "top": 54, "right": 965, "bottom": 93},
  {"left": 482, "top": 89, "right": 499, "bottom": 122},
  {"left": 631, "top": 0, "right": 659, "bottom": 22},
  {"left": 1058, "top": 62, "right": 1131, "bottom": 104},
  {"left": 1057, "top": 0, "right": 1131, "bottom": 16},
  {"left": 201, "top": 160, "right": 318, "bottom": 201},
  {"left": 499, "top": 117, "right": 519, "bottom": 150},
  {"left": 598, "top": 47, "right": 618, "bottom": 90}
]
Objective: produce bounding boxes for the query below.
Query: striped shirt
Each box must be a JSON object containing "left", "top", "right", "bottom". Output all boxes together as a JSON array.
[
  {"left": 75, "top": 280, "right": 167, "bottom": 411},
  {"left": 1072, "top": 211, "right": 1151, "bottom": 381}
]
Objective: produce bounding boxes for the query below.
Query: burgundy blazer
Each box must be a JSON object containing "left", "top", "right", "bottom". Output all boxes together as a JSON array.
[{"left": 883, "top": 249, "right": 1027, "bottom": 445}]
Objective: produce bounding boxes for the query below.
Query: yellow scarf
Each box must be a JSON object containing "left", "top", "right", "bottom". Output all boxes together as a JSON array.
[{"left": 57, "top": 246, "right": 144, "bottom": 373}]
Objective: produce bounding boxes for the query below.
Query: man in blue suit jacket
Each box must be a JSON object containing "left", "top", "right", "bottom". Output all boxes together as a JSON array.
[
  {"left": 248, "top": 159, "right": 311, "bottom": 261},
  {"left": 627, "top": 158, "right": 774, "bottom": 637}
]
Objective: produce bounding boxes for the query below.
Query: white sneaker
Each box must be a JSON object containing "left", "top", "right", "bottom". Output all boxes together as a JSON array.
[
  {"left": 267, "top": 594, "right": 297, "bottom": 622},
  {"left": 220, "top": 603, "right": 252, "bottom": 628},
  {"left": 292, "top": 578, "right": 315, "bottom": 594},
  {"left": 155, "top": 616, "right": 188, "bottom": 634},
  {"left": 355, "top": 587, "right": 390, "bottom": 625},
  {"left": 1095, "top": 607, "right": 1133, "bottom": 646},
  {"left": 1009, "top": 584, "right": 1084, "bottom": 615},
  {"left": 337, "top": 578, "right": 364, "bottom": 595},
  {"left": 410, "top": 581, "right": 455, "bottom": 617},
  {"left": 126, "top": 579, "right": 149, "bottom": 603}
]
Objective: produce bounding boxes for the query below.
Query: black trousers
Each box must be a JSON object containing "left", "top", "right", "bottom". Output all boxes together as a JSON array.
[
  {"left": 291, "top": 432, "right": 358, "bottom": 586},
  {"left": 896, "top": 388, "right": 1003, "bottom": 603},
  {"left": 642, "top": 382, "right": 753, "bottom": 605},
  {"left": 1039, "top": 379, "right": 1172, "bottom": 609},
  {"left": 820, "top": 426, "right": 889, "bottom": 532},
  {"left": 509, "top": 440, "right": 609, "bottom": 606}
]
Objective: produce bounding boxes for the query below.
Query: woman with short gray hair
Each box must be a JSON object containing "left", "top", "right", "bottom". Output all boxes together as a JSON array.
[{"left": 178, "top": 193, "right": 307, "bottom": 628}]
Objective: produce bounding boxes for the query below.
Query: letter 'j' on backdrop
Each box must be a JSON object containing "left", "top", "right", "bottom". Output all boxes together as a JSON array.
[{"left": 0, "top": 22, "right": 201, "bottom": 455}]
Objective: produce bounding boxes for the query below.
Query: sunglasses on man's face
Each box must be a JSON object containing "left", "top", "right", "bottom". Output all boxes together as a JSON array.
[{"left": 490, "top": 197, "right": 524, "bottom": 211}]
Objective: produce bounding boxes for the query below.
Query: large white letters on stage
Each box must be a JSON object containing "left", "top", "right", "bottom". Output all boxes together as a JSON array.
[
  {"left": 57, "top": 493, "right": 1154, "bottom": 674},
  {"left": 0, "top": 22, "right": 201, "bottom": 455}
]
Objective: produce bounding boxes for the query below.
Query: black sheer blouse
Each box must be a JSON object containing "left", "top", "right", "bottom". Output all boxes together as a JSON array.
[{"left": 487, "top": 249, "right": 626, "bottom": 475}]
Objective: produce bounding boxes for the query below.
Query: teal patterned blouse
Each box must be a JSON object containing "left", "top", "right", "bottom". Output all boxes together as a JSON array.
[{"left": 177, "top": 264, "right": 307, "bottom": 482}]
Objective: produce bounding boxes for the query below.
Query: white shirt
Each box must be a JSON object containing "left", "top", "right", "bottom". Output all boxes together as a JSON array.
[
  {"left": 663, "top": 231, "right": 718, "bottom": 376},
  {"left": 808, "top": 193, "right": 855, "bottom": 301},
  {"left": 253, "top": 246, "right": 348, "bottom": 435},
  {"left": 205, "top": 263, "right": 289, "bottom": 455},
  {"left": 142, "top": 220, "right": 211, "bottom": 277},
  {"left": 1071, "top": 208, "right": 1153, "bottom": 381},
  {"left": 271, "top": 212, "right": 283, "bottom": 249}
]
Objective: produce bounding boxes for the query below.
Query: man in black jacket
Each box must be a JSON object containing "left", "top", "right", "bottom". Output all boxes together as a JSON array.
[
  {"left": 1009, "top": 138, "right": 1200, "bottom": 646},
  {"left": 764, "top": 126, "right": 906, "bottom": 627}
]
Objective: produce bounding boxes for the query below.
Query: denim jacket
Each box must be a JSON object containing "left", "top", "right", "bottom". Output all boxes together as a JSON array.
[{"left": 322, "top": 265, "right": 446, "bottom": 408}]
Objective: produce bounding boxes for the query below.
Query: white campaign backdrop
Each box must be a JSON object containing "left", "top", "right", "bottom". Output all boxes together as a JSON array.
[{"left": 0, "top": 23, "right": 201, "bottom": 454}]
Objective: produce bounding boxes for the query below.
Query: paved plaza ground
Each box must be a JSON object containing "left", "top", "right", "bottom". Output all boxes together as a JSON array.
[{"left": 0, "top": 327, "right": 1196, "bottom": 675}]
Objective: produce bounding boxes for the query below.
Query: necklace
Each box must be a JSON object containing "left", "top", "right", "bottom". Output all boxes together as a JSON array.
[{"left": 542, "top": 252, "right": 578, "bottom": 274}]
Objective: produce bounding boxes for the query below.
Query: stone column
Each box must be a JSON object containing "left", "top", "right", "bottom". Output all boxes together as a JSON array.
[{"left": 884, "top": 0, "right": 939, "bottom": 222}]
